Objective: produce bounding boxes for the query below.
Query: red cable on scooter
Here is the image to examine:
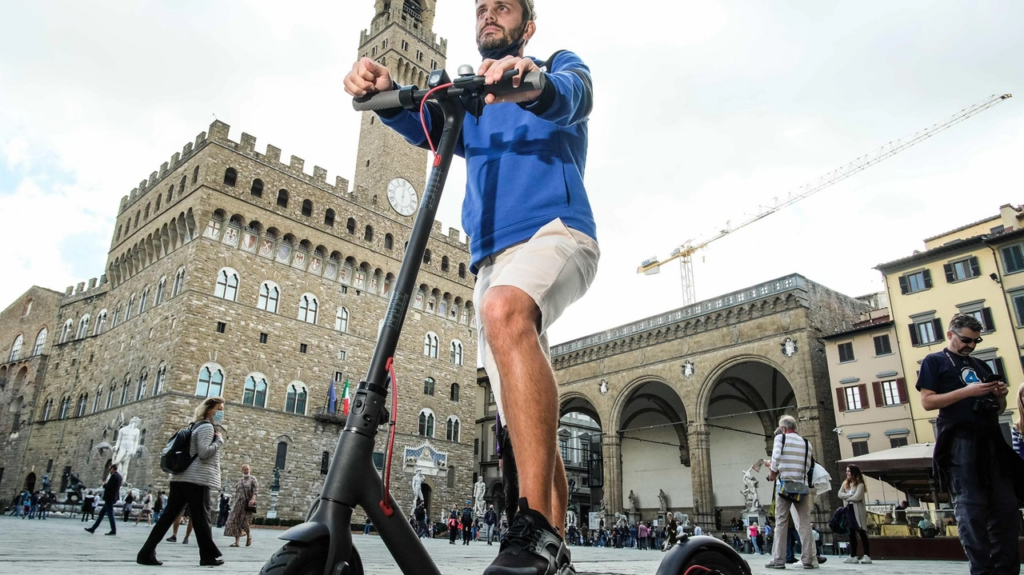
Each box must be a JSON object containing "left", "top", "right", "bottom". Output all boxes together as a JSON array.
[
  {"left": 420, "top": 83, "right": 453, "bottom": 167},
  {"left": 380, "top": 357, "right": 400, "bottom": 516}
]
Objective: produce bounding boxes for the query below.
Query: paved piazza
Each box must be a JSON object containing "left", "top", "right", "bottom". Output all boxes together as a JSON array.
[{"left": 0, "top": 515, "right": 971, "bottom": 575}]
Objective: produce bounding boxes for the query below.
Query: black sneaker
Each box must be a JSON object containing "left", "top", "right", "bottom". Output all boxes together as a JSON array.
[{"left": 483, "top": 498, "right": 574, "bottom": 575}]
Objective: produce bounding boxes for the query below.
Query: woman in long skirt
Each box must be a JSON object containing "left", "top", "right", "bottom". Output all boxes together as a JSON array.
[{"left": 224, "top": 464, "right": 258, "bottom": 547}]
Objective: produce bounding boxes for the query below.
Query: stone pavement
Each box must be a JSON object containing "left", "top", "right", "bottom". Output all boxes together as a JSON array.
[{"left": 0, "top": 515, "right": 970, "bottom": 575}]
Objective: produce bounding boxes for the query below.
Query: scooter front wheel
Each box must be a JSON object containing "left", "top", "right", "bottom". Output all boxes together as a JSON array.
[
  {"left": 260, "top": 541, "right": 364, "bottom": 575},
  {"left": 684, "top": 550, "right": 744, "bottom": 574}
]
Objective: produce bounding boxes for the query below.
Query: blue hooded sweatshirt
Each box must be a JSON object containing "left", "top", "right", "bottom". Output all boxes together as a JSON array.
[{"left": 378, "top": 51, "right": 596, "bottom": 273}]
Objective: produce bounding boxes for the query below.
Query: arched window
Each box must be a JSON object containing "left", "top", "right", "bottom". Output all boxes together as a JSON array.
[
  {"left": 277, "top": 189, "right": 289, "bottom": 208},
  {"left": 335, "top": 307, "right": 349, "bottom": 333},
  {"left": 42, "top": 397, "right": 53, "bottom": 421},
  {"left": 173, "top": 267, "right": 186, "bottom": 297},
  {"left": 275, "top": 441, "right": 288, "bottom": 469},
  {"left": 167, "top": 186, "right": 173, "bottom": 203},
  {"left": 180, "top": 175, "right": 188, "bottom": 196},
  {"left": 140, "top": 287, "right": 150, "bottom": 314},
  {"left": 156, "top": 276, "right": 167, "bottom": 305},
  {"left": 76, "top": 315, "right": 90, "bottom": 340},
  {"left": 144, "top": 203, "right": 150, "bottom": 219},
  {"left": 136, "top": 368, "right": 148, "bottom": 400},
  {"left": 423, "top": 332, "right": 439, "bottom": 358},
  {"left": 346, "top": 218, "right": 356, "bottom": 235},
  {"left": 94, "top": 310, "right": 107, "bottom": 336},
  {"left": 223, "top": 167, "right": 237, "bottom": 187},
  {"left": 192, "top": 165, "right": 200, "bottom": 184},
  {"left": 77, "top": 394, "right": 88, "bottom": 417},
  {"left": 111, "top": 305, "right": 120, "bottom": 328},
  {"left": 153, "top": 363, "right": 166, "bottom": 396},
  {"left": 244, "top": 374, "right": 268, "bottom": 408},
  {"left": 32, "top": 328, "right": 46, "bottom": 355},
  {"left": 59, "top": 319, "right": 73, "bottom": 344},
  {"left": 458, "top": 263, "right": 467, "bottom": 279},
  {"left": 214, "top": 268, "right": 239, "bottom": 301},
  {"left": 449, "top": 340, "right": 463, "bottom": 366},
  {"left": 302, "top": 199, "right": 313, "bottom": 217},
  {"left": 125, "top": 294, "right": 135, "bottom": 320},
  {"left": 195, "top": 364, "right": 225, "bottom": 397},
  {"left": 324, "top": 209, "right": 335, "bottom": 227},
  {"left": 156, "top": 194, "right": 161, "bottom": 211},
  {"left": 285, "top": 383, "right": 308, "bottom": 415},
  {"left": 59, "top": 396, "right": 71, "bottom": 420},
  {"left": 384, "top": 234, "right": 394, "bottom": 250},
  {"left": 93, "top": 388, "right": 102, "bottom": 413},
  {"left": 446, "top": 416, "right": 461, "bottom": 442},
  {"left": 120, "top": 375, "right": 131, "bottom": 405},
  {"left": 106, "top": 383, "right": 116, "bottom": 409},
  {"left": 251, "top": 179, "right": 263, "bottom": 197},
  {"left": 423, "top": 249, "right": 431, "bottom": 264},
  {"left": 321, "top": 451, "right": 330, "bottom": 475},
  {"left": 258, "top": 281, "right": 280, "bottom": 313},
  {"left": 441, "top": 256, "right": 449, "bottom": 272},
  {"left": 8, "top": 335, "right": 23, "bottom": 362},
  {"left": 298, "top": 294, "right": 318, "bottom": 324},
  {"left": 450, "top": 383, "right": 460, "bottom": 403},
  {"left": 418, "top": 409, "right": 435, "bottom": 437},
  {"left": 423, "top": 377, "right": 435, "bottom": 396},
  {"left": 364, "top": 225, "right": 374, "bottom": 242}
]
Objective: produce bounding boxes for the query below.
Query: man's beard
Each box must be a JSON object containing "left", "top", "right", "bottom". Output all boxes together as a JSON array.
[{"left": 477, "top": 18, "right": 528, "bottom": 53}]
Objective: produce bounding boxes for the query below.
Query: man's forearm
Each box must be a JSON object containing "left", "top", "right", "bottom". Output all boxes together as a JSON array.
[{"left": 921, "top": 387, "right": 971, "bottom": 410}]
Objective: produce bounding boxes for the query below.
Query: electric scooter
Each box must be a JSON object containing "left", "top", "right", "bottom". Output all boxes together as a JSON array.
[{"left": 260, "top": 64, "right": 750, "bottom": 575}]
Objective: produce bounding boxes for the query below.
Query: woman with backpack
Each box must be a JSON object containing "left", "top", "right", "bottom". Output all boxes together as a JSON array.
[
  {"left": 136, "top": 396, "right": 226, "bottom": 567},
  {"left": 838, "top": 464, "right": 871, "bottom": 565},
  {"left": 448, "top": 507, "right": 460, "bottom": 544}
]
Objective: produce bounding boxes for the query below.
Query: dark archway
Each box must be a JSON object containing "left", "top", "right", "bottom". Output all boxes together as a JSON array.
[
  {"left": 617, "top": 380, "right": 689, "bottom": 517},
  {"left": 25, "top": 472, "right": 36, "bottom": 492},
  {"left": 559, "top": 395, "right": 603, "bottom": 527},
  {"left": 705, "top": 360, "right": 797, "bottom": 511}
]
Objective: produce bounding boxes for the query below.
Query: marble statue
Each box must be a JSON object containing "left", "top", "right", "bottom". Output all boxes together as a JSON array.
[
  {"left": 741, "top": 469, "right": 762, "bottom": 512},
  {"left": 658, "top": 489, "right": 668, "bottom": 513},
  {"left": 411, "top": 468, "right": 425, "bottom": 514},
  {"left": 613, "top": 512, "right": 628, "bottom": 528},
  {"left": 627, "top": 490, "right": 638, "bottom": 514},
  {"left": 473, "top": 477, "right": 487, "bottom": 517},
  {"left": 111, "top": 416, "right": 142, "bottom": 483}
]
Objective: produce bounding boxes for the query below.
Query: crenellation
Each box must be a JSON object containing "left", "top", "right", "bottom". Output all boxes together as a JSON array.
[
  {"left": 447, "top": 227, "right": 459, "bottom": 240},
  {"left": 75, "top": 282, "right": 85, "bottom": 295},
  {"left": 171, "top": 152, "right": 181, "bottom": 166},
  {"left": 208, "top": 120, "right": 230, "bottom": 143},
  {"left": 120, "top": 196, "right": 129, "bottom": 212},
  {"left": 289, "top": 155, "right": 305, "bottom": 173},
  {"left": 240, "top": 133, "right": 257, "bottom": 153},
  {"left": 335, "top": 176, "right": 350, "bottom": 194},
  {"left": 159, "top": 162, "right": 169, "bottom": 177},
  {"left": 139, "top": 179, "right": 148, "bottom": 193},
  {"left": 64, "top": 286, "right": 73, "bottom": 296},
  {"left": 313, "top": 166, "right": 328, "bottom": 182},
  {"left": 183, "top": 141, "right": 194, "bottom": 156},
  {"left": 194, "top": 130, "right": 207, "bottom": 150},
  {"left": 148, "top": 171, "right": 159, "bottom": 189},
  {"left": 265, "top": 144, "right": 282, "bottom": 164},
  {"left": 87, "top": 278, "right": 97, "bottom": 290}
]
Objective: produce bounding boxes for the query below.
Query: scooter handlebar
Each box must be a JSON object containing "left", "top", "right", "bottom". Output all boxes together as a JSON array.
[{"left": 352, "top": 70, "right": 546, "bottom": 112}]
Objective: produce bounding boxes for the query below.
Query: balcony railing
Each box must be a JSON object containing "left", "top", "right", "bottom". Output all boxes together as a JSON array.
[{"left": 311, "top": 406, "right": 346, "bottom": 425}]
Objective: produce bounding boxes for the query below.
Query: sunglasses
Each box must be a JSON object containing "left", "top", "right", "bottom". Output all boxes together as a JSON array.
[{"left": 953, "top": 332, "right": 983, "bottom": 345}]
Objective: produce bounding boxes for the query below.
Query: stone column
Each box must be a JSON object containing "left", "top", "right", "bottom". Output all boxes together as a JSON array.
[
  {"left": 687, "top": 422, "right": 713, "bottom": 513},
  {"left": 601, "top": 435, "right": 622, "bottom": 513}
]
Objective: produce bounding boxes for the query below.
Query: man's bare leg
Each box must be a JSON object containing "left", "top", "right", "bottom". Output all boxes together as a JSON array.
[
  {"left": 484, "top": 286, "right": 560, "bottom": 530},
  {"left": 551, "top": 450, "right": 568, "bottom": 535}
]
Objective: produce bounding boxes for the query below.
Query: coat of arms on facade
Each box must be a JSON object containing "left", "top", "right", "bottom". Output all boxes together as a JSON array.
[
  {"left": 681, "top": 361, "right": 695, "bottom": 378},
  {"left": 599, "top": 379, "right": 609, "bottom": 395},
  {"left": 403, "top": 442, "right": 448, "bottom": 477},
  {"left": 781, "top": 338, "right": 798, "bottom": 357}
]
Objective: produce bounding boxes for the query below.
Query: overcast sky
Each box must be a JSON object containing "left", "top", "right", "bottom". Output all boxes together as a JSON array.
[{"left": 1, "top": 1, "right": 1021, "bottom": 347}]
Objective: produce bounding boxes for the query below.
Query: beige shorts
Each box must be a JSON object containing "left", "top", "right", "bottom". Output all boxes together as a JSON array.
[{"left": 474, "top": 218, "right": 600, "bottom": 423}]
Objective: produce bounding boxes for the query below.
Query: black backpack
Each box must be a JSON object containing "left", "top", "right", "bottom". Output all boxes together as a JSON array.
[
  {"left": 160, "top": 421, "right": 210, "bottom": 474},
  {"left": 461, "top": 508, "right": 473, "bottom": 526}
]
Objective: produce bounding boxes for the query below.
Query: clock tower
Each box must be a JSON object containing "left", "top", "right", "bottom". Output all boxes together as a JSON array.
[{"left": 353, "top": 0, "right": 447, "bottom": 218}]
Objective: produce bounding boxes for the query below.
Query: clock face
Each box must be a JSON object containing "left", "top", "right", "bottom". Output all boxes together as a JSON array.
[{"left": 387, "top": 178, "right": 418, "bottom": 217}]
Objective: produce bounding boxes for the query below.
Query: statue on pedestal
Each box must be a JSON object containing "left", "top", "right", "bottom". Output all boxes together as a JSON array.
[
  {"left": 473, "top": 477, "right": 487, "bottom": 517},
  {"left": 627, "top": 490, "right": 638, "bottom": 514},
  {"left": 411, "top": 468, "right": 425, "bottom": 514},
  {"left": 111, "top": 417, "right": 142, "bottom": 483},
  {"left": 658, "top": 489, "right": 668, "bottom": 513},
  {"left": 741, "top": 468, "right": 762, "bottom": 512}
]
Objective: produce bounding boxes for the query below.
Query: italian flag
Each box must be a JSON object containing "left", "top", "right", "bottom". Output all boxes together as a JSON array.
[{"left": 342, "top": 379, "right": 351, "bottom": 415}]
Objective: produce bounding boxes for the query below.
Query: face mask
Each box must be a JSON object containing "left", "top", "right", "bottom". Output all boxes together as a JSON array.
[{"left": 213, "top": 411, "right": 224, "bottom": 424}]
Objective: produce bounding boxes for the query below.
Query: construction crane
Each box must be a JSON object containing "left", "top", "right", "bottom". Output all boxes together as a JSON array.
[{"left": 637, "top": 93, "right": 1013, "bottom": 305}]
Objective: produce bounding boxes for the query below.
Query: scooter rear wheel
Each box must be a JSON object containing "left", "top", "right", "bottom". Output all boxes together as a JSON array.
[
  {"left": 260, "top": 541, "right": 364, "bottom": 575},
  {"left": 683, "top": 550, "right": 744, "bottom": 575}
]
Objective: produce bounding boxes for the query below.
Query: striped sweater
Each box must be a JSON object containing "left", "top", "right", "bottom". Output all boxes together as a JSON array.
[
  {"left": 1013, "top": 426, "right": 1024, "bottom": 461},
  {"left": 770, "top": 431, "right": 812, "bottom": 481},
  {"left": 170, "top": 421, "right": 223, "bottom": 490}
]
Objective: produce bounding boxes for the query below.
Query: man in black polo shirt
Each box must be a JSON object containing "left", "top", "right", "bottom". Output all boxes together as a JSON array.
[{"left": 917, "top": 313, "right": 1023, "bottom": 574}]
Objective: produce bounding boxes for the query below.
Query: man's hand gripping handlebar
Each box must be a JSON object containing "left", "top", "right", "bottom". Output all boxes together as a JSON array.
[{"left": 350, "top": 64, "right": 547, "bottom": 113}]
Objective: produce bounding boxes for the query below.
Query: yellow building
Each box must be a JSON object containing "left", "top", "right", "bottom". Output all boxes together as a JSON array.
[
  {"left": 876, "top": 205, "right": 1023, "bottom": 443},
  {"left": 824, "top": 305, "right": 915, "bottom": 503}
]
